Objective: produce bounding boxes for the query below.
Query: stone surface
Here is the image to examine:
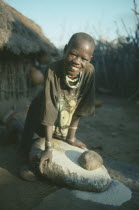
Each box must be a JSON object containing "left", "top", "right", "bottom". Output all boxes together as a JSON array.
[
  {"left": 72, "top": 180, "right": 132, "bottom": 206},
  {"left": 78, "top": 150, "right": 103, "bottom": 170},
  {"left": 30, "top": 138, "right": 111, "bottom": 192},
  {"left": 33, "top": 181, "right": 132, "bottom": 210}
]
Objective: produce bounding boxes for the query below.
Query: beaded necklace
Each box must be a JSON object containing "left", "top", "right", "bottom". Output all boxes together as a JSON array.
[{"left": 65, "top": 72, "right": 82, "bottom": 89}]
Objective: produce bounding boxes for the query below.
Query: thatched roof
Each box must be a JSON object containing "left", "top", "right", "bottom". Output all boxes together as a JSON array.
[{"left": 0, "top": 0, "right": 57, "bottom": 55}]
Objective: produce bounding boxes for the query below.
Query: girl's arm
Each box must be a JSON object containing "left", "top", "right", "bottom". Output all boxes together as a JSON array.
[
  {"left": 66, "top": 114, "right": 87, "bottom": 149},
  {"left": 66, "top": 114, "right": 80, "bottom": 140},
  {"left": 39, "top": 125, "right": 53, "bottom": 173}
]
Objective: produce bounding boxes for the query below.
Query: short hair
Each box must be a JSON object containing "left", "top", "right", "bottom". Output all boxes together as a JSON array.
[{"left": 68, "top": 32, "right": 95, "bottom": 49}]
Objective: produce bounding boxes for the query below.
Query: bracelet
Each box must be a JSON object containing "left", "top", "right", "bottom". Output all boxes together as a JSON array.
[
  {"left": 69, "top": 127, "right": 78, "bottom": 130},
  {"left": 45, "top": 141, "right": 52, "bottom": 147},
  {"left": 66, "top": 137, "right": 76, "bottom": 142},
  {"left": 47, "top": 148, "right": 53, "bottom": 151}
]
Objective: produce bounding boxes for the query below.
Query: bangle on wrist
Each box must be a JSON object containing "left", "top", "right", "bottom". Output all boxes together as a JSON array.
[
  {"left": 45, "top": 141, "right": 52, "bottom": 148},
  {"left": 47, "top": 148, "right": 53, "bottom": 151},
  {"left": 69, "top": 126, "right": 78, "bottom": 130},
  {"left": 66, "top": 137, "right": 76, "bottom": 142}
]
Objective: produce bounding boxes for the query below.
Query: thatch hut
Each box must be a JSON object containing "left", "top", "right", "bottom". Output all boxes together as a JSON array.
[{"left": 0, "top": 0, "right": 58, "bottom": 118}]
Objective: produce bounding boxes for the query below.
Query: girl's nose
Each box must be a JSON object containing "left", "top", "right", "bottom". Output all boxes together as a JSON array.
[{"left": 73, "top": 56, "right": 81, "bottom": 64}]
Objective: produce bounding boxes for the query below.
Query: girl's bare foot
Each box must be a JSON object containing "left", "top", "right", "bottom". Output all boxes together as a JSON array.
[{"left": 19, "top": 164, "right": 38, "bottom": 182}]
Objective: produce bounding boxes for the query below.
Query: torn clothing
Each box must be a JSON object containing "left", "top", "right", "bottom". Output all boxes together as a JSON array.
[
  {"left": 20, "top": 59, "right": 95, "bottom": 155},
  {"left": 41, "top": 59, "right": 95, "bottom": 126}
]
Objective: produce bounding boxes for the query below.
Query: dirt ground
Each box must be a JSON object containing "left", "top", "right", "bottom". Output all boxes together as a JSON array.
[{"left": 0, "top": 95, "right": 139, "bottom": 210}]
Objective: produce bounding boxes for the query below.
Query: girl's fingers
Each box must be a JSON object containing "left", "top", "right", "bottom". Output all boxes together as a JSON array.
[{"left": 47, "top": 159, "right": 52, "bottom": 168}]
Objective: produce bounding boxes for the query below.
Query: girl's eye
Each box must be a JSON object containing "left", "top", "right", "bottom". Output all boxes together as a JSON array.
[
  {"left": 70, "top": 53, "right": 76, "bottom": 56},
  {"left": 82, "top": 58, "right": 88, "bottom": 62}
]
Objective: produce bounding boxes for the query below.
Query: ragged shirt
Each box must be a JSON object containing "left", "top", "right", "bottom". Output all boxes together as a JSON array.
[{"left": 33, "top": 59, "right": 95, "bottom": 140}]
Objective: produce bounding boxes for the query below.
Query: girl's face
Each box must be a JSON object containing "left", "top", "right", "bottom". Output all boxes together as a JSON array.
[{"left": 63, "top": 40, "right": 93, "bottom": 76}]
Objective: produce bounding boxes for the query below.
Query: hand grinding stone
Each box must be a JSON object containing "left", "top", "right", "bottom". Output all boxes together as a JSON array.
[{"left": 78, "top": 150, "right": 103, "bottom": 170}]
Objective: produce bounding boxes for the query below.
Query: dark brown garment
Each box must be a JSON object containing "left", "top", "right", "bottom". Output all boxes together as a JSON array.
[
  {"left": 20, "top": 59, "right": 95, "bottom": 155},
  {"left": 40, "top": 59, "right": 95, "bottom": 126}
]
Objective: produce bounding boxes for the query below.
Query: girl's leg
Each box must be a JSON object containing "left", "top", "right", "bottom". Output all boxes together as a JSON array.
[{"left": 19, "top": 102, "right": 36, "bottom": 163}]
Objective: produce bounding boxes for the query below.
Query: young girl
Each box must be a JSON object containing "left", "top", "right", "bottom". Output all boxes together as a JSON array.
[{"left": 20, "top": 32, "right": 95, "bottom": 181}]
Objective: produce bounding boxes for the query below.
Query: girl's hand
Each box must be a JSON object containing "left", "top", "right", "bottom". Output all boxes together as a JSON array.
[
  {"left": 39, "top": 149, "right": 53, "bottom": 174},
  {"left": 67, "top": 137, "right": 87, "bottom": 150}
]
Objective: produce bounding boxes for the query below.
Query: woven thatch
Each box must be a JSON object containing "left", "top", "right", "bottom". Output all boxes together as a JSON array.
[{"left": 0, "top": 0, "right": 57, "bottom": 55}]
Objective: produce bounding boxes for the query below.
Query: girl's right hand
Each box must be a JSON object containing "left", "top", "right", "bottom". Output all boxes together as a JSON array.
[{"left": 39, "top": 149, "right": 53, "bottom": 174}]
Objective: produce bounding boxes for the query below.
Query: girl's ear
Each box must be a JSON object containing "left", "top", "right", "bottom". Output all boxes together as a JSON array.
[
  {"left": 89, "top": 55, "right": 93, "bottom": 62},
  {"left": 63, "top": 44, "right": 68, "bottom": 54}
]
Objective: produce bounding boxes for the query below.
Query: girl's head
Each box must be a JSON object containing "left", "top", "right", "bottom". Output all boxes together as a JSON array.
[{"left": 63, "top": 32, "right": 95, "bottom": 76}]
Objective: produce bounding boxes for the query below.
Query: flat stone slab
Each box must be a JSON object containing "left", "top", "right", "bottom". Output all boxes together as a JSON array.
[
  {"left": 33, "top": 181, "right": 132, "bottom": 210},
  {"left": 30, "top": 138, "right": 111, "bottom": 192}
]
